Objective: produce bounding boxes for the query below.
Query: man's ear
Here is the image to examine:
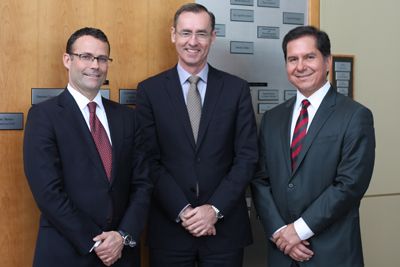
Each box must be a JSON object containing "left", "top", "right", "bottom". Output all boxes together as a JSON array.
[
  {"left": 171, "top": 27, "right": 176, "bottom": 43},
  {"left": 63, "top": 53, "right": 71, "bottom": 70}
]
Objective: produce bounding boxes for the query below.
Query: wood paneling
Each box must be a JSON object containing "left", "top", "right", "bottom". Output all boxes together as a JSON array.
[
  {"left": 0, "top": 1, "right": 187, "bottom": 266},
  {"left": 308, "top": 0, "right": 320, "bottom": 28}
]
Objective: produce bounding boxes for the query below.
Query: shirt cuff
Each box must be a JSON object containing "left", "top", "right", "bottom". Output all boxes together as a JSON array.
[
  {"left": 294, "top": 217, "right": 314, "bottom": 240},
  {"left": 176, "top": 204, "right": 191, "bottom": 223},
  {"left": 211, "top": 205, "right": 224, "bottom": 219}
]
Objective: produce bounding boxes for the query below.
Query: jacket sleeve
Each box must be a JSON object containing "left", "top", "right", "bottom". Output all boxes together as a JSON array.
[
  {"left": 206, "top": 80, "right": 259, "bottom": 216},
  {"left": 251, "top": 112, "right": 287, "bottom": 238},
  {"left": 302, "top": 106, "right": 375, "bottom": 234},
  {"left": 136, "top": 84, "right": 190, "bottom": 221}
]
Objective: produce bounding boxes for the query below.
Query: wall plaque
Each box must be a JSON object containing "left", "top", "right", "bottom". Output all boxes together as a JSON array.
[
  {"left": 257, "top": 26, "right": 280, "bottom": 39},
  {"left": 258, "top": 0, "right": 279, "bottom": 8},
  {"left": 258, "top": 89, "right": 279, "bottom": 101},
  {"left": 330, "top": 55, "right": 354, "bottom": 98},
  {"left": 283, "top": 12, "right": 304, "bottom": 25},
  {"left": 230, "top": 9, "right": 254, "bottom": 22},
  {"left": 215, "top": 24, "right": 226, "bottom": 37},
  {"left": 230, "top": 41, "right": 254, "bottom": 54},
  {"left": 31, "top": 88, "right": 63, "bottom": 105},
  {"left": 231, "top": 0, "right": 254, "bottom": 6},
  {"left": 119, "top": 89, "right": 137, "bottom": 105},
  {"left": 0, "top": 113, "right": 23, "bottom": 130}
]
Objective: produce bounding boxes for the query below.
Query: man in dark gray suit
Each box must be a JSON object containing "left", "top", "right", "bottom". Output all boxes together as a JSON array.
[{"left": 252, "top": 26, "right": 375, "bottom": 267}]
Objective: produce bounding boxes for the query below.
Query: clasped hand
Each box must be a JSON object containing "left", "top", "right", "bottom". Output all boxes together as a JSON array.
[
  {"left": 93, "top": 231, "right": 124, "bottom": 266},
  {"left": 272, "top": 223, "right": 314, "bottom": 262},
  {"left": 180, "top": 205, "right": 217, "bottom": 237}
]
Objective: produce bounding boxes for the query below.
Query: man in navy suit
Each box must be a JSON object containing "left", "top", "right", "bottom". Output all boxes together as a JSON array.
[
  {"left": 136, "top": 3, "right": 258, "bottom": 267},
  {"left": 251, "top": 26, "right": 375, "bottom": 267},
  {"left": 24, "top": 27, "right": 151, "bottom": 267}
]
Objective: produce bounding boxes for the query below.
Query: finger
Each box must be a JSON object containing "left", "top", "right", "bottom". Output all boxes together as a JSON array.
[
  {"left": 297, "top": 244, "right": 314, "bottom": 256},
  {"left": 93, "top": 232, "right": 106, "bottom": 242},
  {"left": 284, "top": 244, "right": 292, "bottom": 255},
  {"left": 186, "top": 220, "right": 203, "bottom": 232},
  {"left": 189, "top": 225, "right": 205, "bottom": 235}
]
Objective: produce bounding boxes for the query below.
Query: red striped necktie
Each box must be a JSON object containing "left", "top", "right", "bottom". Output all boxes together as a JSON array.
[
  {"left": 88, "top": 102, "right": 112, "bottom": 180},
  {"left": 290, "top": 99, "right": 311, "bottom": 171}
]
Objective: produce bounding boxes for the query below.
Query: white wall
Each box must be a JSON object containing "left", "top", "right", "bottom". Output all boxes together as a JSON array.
[{"left": 321, "top": 1, "right": 400, "bottom": 266}]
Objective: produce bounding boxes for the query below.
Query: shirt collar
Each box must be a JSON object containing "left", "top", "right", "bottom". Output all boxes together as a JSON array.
[
  {"left": 67, "top": 84, "right": 104, "bottom": 111},
  {"left": 177, "top": 63, "right": 209, "bottom": 85},
  {"left": 294, "top": 81, "right": 331, "bottom": 110}
]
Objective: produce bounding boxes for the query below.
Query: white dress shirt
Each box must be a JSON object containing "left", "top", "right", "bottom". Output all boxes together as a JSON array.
[
  {"left": 67, "top": 84, "right": 112, "bottom": 144},
  {"left": 279, "top": 81, "right": 331, "bottom": 241}
]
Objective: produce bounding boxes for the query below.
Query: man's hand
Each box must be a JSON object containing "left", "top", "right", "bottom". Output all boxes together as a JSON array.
[
  {"left": 93, "top": 231, "right": 124, "bottom": 266},
  {"left": 181, "top": 204, "right": 217, "bottom": 237},
  {"left": 288, "top": 240, "right": 314, "bottom": 262},
  {"left": 272, "top": 223, "right": 302, "bottom": 255}
]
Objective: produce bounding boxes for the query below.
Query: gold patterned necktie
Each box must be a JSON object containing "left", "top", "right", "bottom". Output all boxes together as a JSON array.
[{"left": 186, "top": 75, "right": 201, "bottom": 143}]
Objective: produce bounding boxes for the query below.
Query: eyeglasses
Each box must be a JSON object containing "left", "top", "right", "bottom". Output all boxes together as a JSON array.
[
  {"left": 69, "top": 53, "right": 113, "bottom": 65},
  {"left": 176, "top": 31, "right": 211, "bottom": 41}
]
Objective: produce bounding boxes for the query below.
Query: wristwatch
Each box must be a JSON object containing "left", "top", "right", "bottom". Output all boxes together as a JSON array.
[
  {"left": 118, "top": 230, "right": 136, "bottom": 248},
  {"left": 211, "top": 205, "right": 224, "bottom": 219}
]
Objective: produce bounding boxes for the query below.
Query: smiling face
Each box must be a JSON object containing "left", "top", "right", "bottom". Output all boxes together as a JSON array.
[
  {"left": 63, "top": 35, "right": 109, "bottom": 100},
  {"left": 171, "top": 11, "right": 216, "bottom": 74},
  {"left": 285, "top": 35, "right": 331, "bottom": 97}
]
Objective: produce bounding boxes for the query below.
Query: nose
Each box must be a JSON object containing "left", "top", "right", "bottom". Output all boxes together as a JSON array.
[
  {"left": 90, "top": 58, "right": 100, "bottom": 68},
  {"left": 188, "top": 34, "right": 199, "bottom": 45},
  {"left": 296, "top": 59, "right": 306, "bottom": 71}
]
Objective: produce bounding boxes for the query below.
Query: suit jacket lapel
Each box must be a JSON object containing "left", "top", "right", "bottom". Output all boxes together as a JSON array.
[
  {"left": 281, "top": 98, "right": 295, "bottom": 176},
  {"left": 291, "top": 87, "right": 336, "bottom": 176},
  {"left": 58, "top": 89, "right": 110, "bottom": 184},
  {"left": 164, "top": 67, "right": 197, "bottom": 149},
  {"left": 103, "top": 99, "right": 121, "bottom": 184},
  {"left": 196, "top": 65, "right": 223, "bottom": 149}
]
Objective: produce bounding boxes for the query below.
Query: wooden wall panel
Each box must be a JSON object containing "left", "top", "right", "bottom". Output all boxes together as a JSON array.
[
  {"left": 308, "top": 0, "right": 320, "bottom": 28},
  {"left": 0, "top": 1, "right": 187, "bottom": 266}
]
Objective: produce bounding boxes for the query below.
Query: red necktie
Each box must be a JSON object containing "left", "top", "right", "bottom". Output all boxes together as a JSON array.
[
  {"left": 88, "top": 102, "right": 112, "bottom": 180},
  {"left": 290, "top": 99, "right": 311, "bottom": 171}
]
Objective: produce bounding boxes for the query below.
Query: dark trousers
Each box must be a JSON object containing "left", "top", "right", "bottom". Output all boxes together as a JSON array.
[{"left": 149, "top": 247, "right": 244, "bottom": 267}]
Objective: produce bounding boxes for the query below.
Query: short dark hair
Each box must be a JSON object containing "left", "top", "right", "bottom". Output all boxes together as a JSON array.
[
  {"left": 282, "top": 26, "right": 331, "bottom": 61},
  {"left": 173, "top": 3, "right": 215, "bottom": 31},
  {"left": 66, "top": 27, "right": 110, "bottom": 54}
]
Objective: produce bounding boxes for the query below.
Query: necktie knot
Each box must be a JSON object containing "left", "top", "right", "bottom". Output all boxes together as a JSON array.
[
  {"left": 88, "top": 102, "right": 97, "bottom": 114},
  {"left": 301, "top": 99, "right": 310, "bottom": 109},
  {"left": 188, "top": 75, "right": 200, "bottom": 85}
]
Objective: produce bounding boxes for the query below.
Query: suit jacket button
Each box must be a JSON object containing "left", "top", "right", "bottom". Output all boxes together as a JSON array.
[
  {"left": 288, "top": 183, "right": 294, "bottom": 188},
  {"left": 196, "top": 158, "right": 201, "bottom": 162}
]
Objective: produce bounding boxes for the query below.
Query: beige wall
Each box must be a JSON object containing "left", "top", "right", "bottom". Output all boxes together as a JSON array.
[{"left": 321, "top": 1, "right": 399, "bottom": 266}]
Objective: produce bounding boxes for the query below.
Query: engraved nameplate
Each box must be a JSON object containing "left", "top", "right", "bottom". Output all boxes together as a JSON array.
[
  {"left": 230, "top": 41, "right": 254, "bottom": 54},
  {"left": 231, "top": 9, "right": 254, "bottom": 22},
  {"left": 0, "top": 113, "right": 23, "bottom": 130},
  {"left": 257, "top": 26, "right": 280, "bottom": 39}
]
